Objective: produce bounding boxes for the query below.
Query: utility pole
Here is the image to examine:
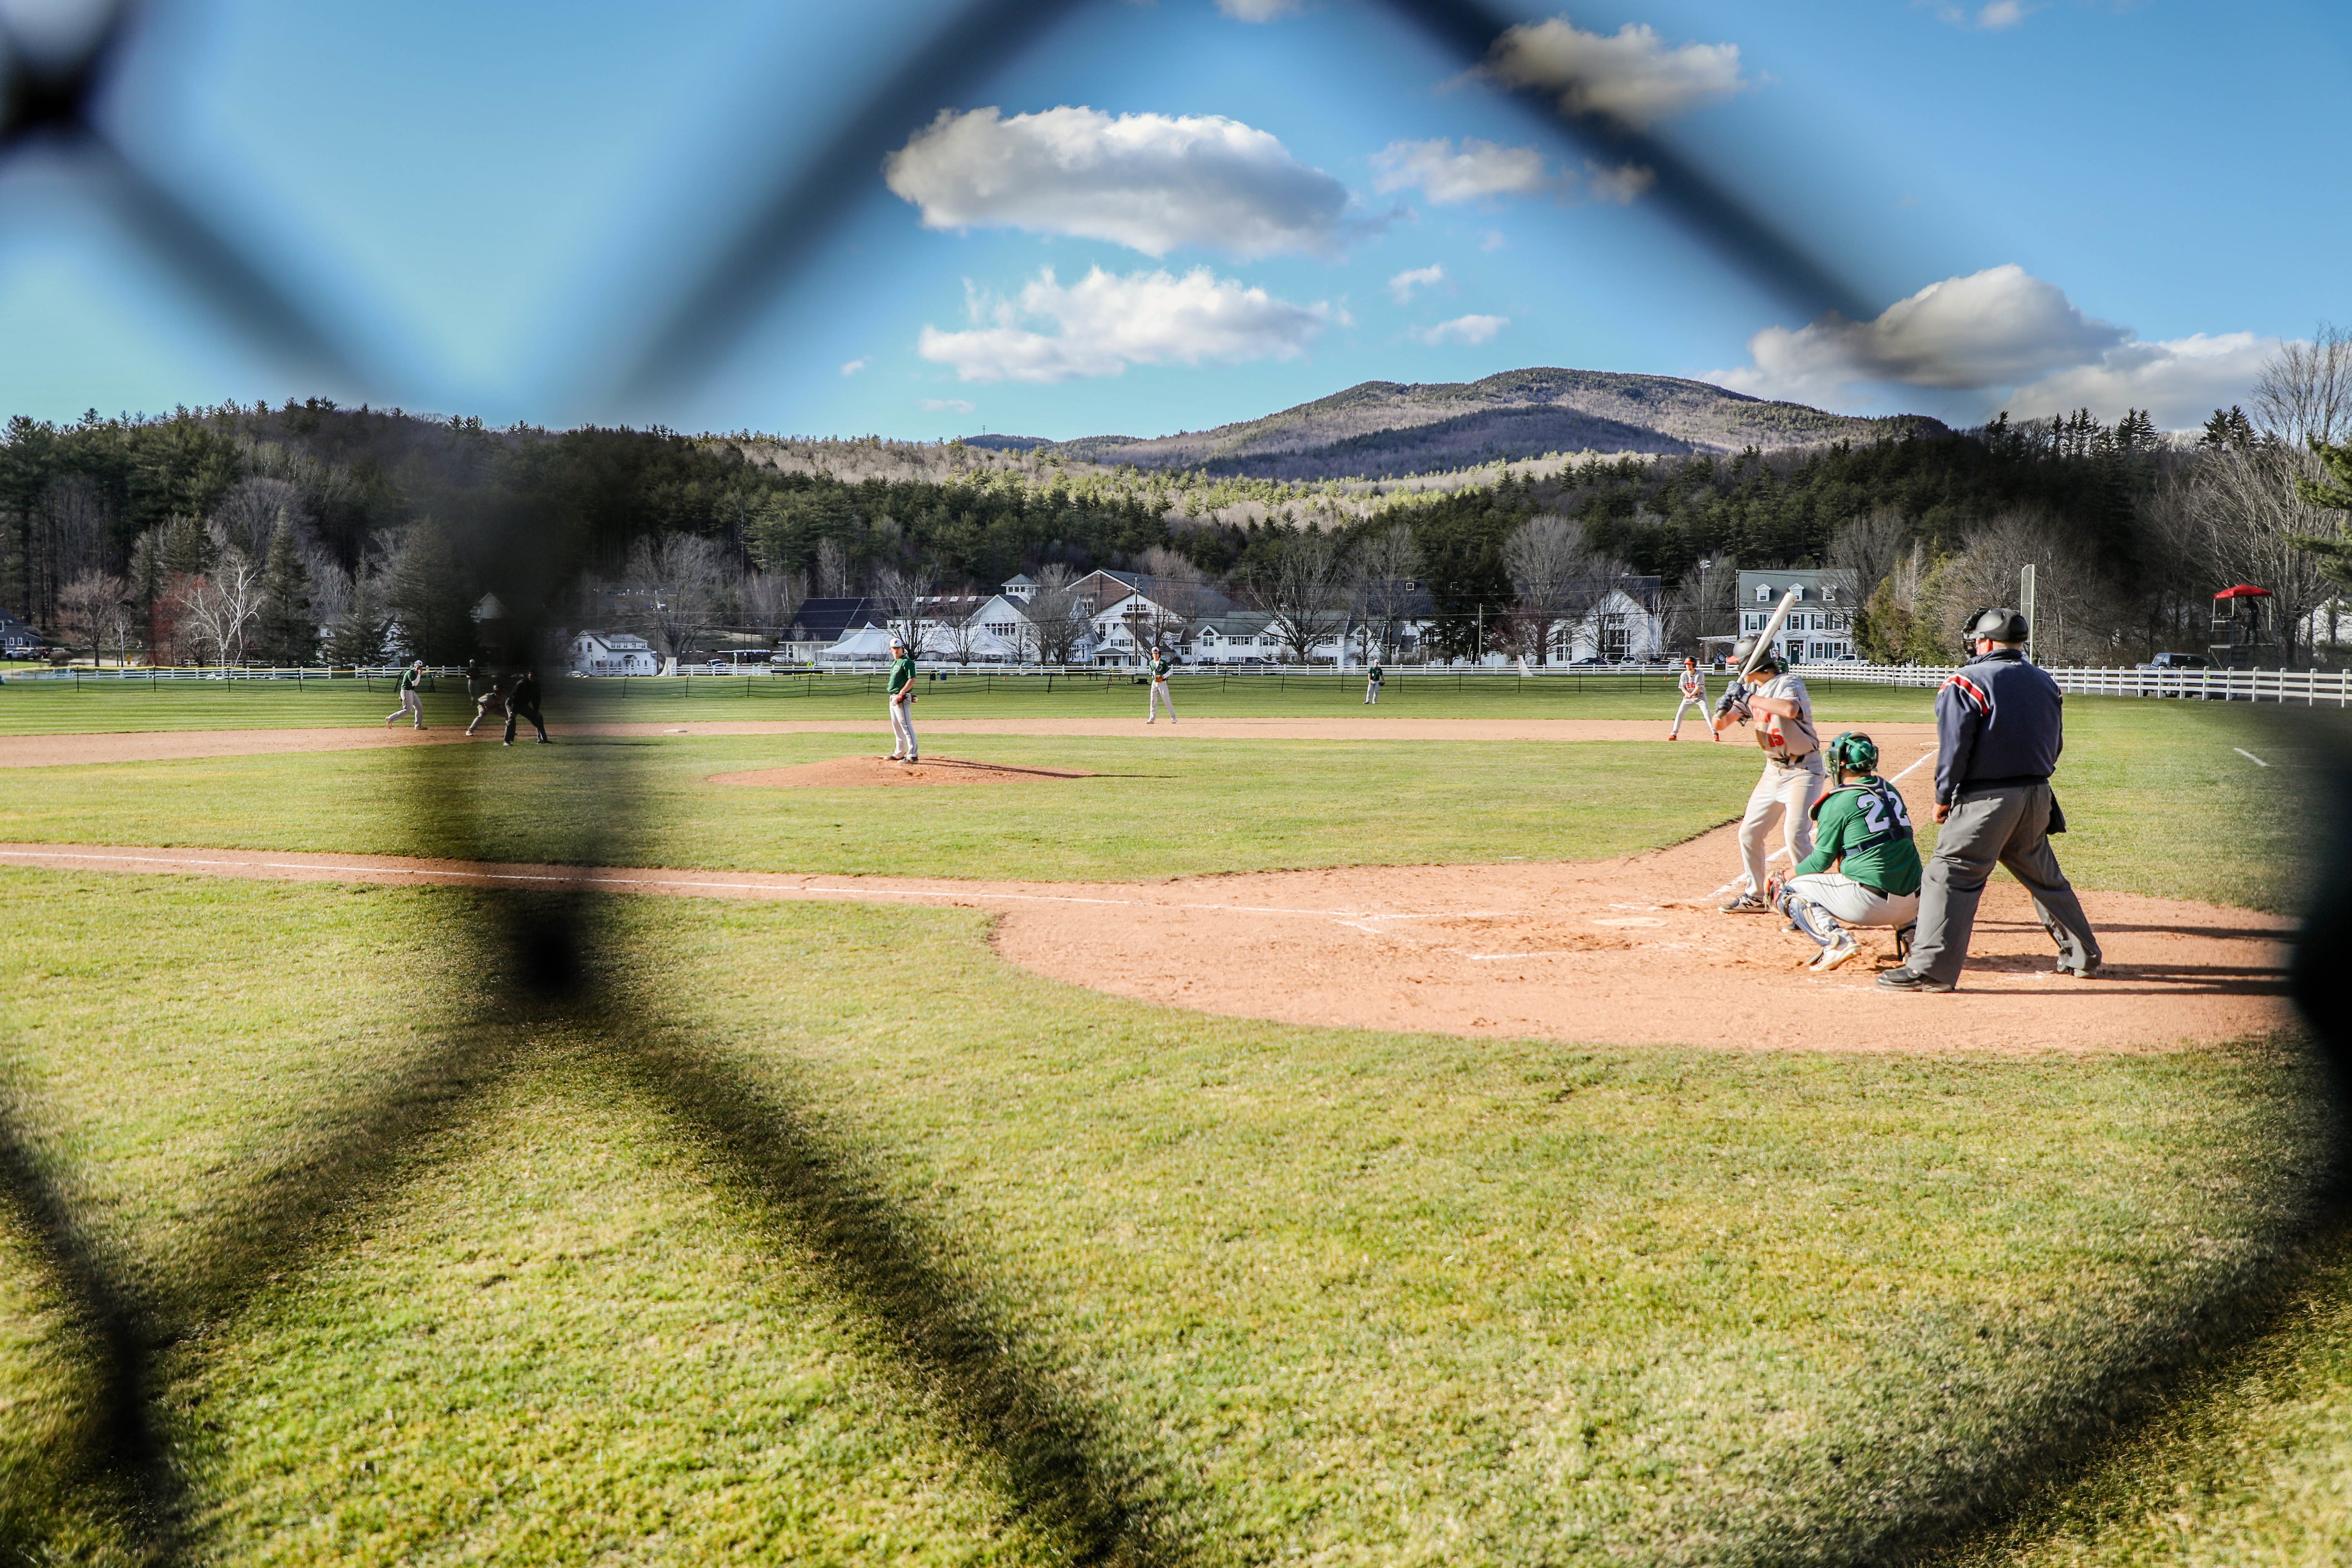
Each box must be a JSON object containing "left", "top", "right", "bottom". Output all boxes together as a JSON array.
[{"left": 2020, "top": 564, "right": 2037, "bottom": 663}]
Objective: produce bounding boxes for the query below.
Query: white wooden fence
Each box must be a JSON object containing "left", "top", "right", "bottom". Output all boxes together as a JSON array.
[{"left": 1809, "top": 663, "right": 2352, "bottom": 705}]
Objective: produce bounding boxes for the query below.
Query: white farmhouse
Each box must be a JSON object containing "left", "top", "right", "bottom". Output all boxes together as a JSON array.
[
  {"left": 568, "top": 630, "right": 659, "bottom": 675},
  {"left": 1735, "top": 569, "right": 1860, "bottom": 665}
]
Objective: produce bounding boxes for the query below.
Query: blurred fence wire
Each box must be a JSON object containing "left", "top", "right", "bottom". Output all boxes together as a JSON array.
[{"left": 0, "top": 1, "right": 2345, "bottom": 1563}]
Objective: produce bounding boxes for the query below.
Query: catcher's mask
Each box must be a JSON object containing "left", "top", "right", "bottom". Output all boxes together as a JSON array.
[{"left": 1826, "top": 731, "right": 1879, "bottom": 776}]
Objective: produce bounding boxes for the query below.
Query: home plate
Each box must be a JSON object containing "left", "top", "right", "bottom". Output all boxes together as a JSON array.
[{"left": 1592, "top": 916, "right": 1667, "bottom": 928}]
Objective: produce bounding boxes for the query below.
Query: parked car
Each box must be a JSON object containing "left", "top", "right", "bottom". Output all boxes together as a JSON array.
[{"left": 2138, "top": 652, "right": 2213, "bottom": 670}]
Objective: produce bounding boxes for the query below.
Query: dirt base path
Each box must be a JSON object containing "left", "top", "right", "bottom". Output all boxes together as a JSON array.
[
  {"left": 0, "top": 718, "right": 1936, "bottom": 768},
  {"left": 0, "top": 825, "right": 2287, "bottom": 1056}
]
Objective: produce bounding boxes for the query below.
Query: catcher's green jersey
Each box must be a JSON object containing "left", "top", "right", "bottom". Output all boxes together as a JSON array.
[
  {"left": 1794, "top": 777, "right": 1922, "bottom": 895},
  {"left": 886, "top": 655, "right": 916, "bottom": 694}
]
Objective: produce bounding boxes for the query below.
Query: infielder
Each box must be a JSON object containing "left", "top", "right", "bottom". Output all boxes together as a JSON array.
[
  {"left": 1880, "top": 608, "right": 2100, "bottom": 991},
  {"left": 1667, "top": 657, "right": 1718, "bottom": 741},
  {"left": 1365, "top": 658, "right": 1383, "bottom": 705},
  {"left": 466, "top": 675, "right": 507, "bottom": 736},
  {"left": 384, "top": 659, "right": 426, "bottom": 729},
  {"left": 885, "top": 634, "right": 920, "bottom": 761},
  {"left": 1713, "top": 637, "right": 1824, "bottom": 913},
  {"left": 1147, "top": 649, "right": 1177, "bottom": 723},
  {"left": 1770, "top": 732, "right": 1920, "bottom": 971}
]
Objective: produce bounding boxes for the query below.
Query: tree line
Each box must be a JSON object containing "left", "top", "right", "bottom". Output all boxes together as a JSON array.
[{"left": 7, "top": 338, "right": 2350, "bottom": 669}]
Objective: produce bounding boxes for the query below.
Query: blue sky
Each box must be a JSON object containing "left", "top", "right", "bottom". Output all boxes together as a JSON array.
[{"left": 0, "top": 0, "right": 2344, "bottom": 438}]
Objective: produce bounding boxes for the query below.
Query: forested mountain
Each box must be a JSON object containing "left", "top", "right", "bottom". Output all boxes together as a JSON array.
[
  {"left": 1040, "top": 368, "right": 1943, "bottom": 480},
  {"left": 2, "top": 381, "right": 2341, "bottom": 671}
]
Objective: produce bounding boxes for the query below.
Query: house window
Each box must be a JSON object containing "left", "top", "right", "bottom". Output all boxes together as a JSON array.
[{"left": 1755, "top": 585, "right": 1772, "bottom": 603}]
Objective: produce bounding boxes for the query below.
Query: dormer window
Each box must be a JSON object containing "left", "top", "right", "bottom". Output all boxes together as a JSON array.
[{"left": 1754, "top": 585, "right": 1772, "bottom": 603}]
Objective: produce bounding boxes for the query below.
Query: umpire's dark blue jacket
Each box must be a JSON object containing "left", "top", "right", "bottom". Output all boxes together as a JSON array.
[{"left": 1933, "top": 648, "right": 2064, "bottom": 806}]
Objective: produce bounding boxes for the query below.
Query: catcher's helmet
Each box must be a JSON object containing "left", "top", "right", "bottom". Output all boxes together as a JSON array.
[
  {"left": 1731, "top": 635, "right": 1778, "bottom": 671},
  {"left": 1964, "top": 606, "right": 2029, "bottom": 645},
  {"left": 1826, "top": 731, "right": 1878, "bottom": 774}
]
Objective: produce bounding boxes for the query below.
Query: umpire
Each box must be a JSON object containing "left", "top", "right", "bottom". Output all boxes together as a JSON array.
[{"left": 1878, "top": 608, "right": 2102, "bottom": 992}]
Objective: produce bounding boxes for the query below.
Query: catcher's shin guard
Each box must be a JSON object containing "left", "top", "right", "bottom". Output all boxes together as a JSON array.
[{"left": 1777, "top": 888, "right": 1843, "bottom": 951}]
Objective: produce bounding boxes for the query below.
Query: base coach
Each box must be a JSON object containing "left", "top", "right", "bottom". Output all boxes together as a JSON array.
[{"left": 1879, "top": 607, "right": 2102, "bottom": 992}]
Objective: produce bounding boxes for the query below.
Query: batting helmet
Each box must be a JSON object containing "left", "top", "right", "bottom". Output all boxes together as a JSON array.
[
  {"left": 1731, "top": 635, "right": 1778, "bottom": 672},
  {"left": 1964, "top": 606, "right": 2029, "bottom": 645},
  {"left": 1826, "top": 731, "right": 1878, "bottom": 774}
]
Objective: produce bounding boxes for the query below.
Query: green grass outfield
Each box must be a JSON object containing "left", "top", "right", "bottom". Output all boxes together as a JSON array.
[
  {"left": 0, "top": 686, "right": 2343, "bottom": 1564},
  {"left": 0, "top": 693, "right": 2305, "bottom": 908},
  {"left": 0, "top": 666, "right": 1947, "bottom": 729},
  {"left": 0, "top": 872, "right": 2335, "bottom": 1565}
]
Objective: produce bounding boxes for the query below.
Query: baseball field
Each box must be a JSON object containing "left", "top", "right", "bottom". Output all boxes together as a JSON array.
[{"left": 1, "top": 671, "right": 2343, "bottom": 1565}]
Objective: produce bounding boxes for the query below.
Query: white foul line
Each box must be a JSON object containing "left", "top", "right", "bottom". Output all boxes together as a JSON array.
[
  {"left": 1888, "top": 746, "right": 1939, "bottom": 784},
  {"left": 2234, "top": 748, "right": 2269, "bottom": 768}
]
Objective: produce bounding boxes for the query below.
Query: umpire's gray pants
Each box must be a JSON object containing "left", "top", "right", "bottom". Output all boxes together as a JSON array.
[{"left": 1908, "top": 781, "right": 2100, "bottom": 986}]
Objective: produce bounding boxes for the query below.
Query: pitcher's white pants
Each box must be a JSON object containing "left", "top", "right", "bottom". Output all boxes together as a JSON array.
[
  {"left": 387, "top": 689, "right": 423, "bottom": 727},
  {"left": 1364, "top": 678, "right": 1381, "bottom": 705},
  {"left": 1148, "top": 680, "right": 1176, "bottom": 722},
  {"left": 888, "top": 697, "right": 918, "bottom": 758},
  {"left": 1740, "top": 756, "right": 1825, "bottom": 896}
]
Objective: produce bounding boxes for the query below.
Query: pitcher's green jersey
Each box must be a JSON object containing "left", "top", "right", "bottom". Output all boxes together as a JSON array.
[
  {"left": 887, "top": 655, "right": 916, "bottom": 694},
  {"left": 1795, "top": 777, "right": 1922, "bottom": 895}
]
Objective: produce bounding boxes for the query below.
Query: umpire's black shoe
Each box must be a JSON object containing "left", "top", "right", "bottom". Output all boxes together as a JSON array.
[{"left": 1876, "top": 967, "right": 1954, "bottom": 993}]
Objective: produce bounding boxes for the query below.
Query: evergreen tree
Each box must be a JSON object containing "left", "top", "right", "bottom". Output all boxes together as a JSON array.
[
  {"left": 325, "top": 572, "right": 389, "bottom": 667},
  {"left": 384, "top": 518, "right": 470, "bottom": 663},
  {"left": 2288, "top": 438, "right": 2352, "bottom": 591},
  {"left": 254, "top": 519, "right": 316, "bottom": 664}
]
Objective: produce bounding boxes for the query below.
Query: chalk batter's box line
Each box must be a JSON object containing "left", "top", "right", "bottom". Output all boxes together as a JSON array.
[{"left": 0, "top": 847, "right": 1516, "bottom": 926}]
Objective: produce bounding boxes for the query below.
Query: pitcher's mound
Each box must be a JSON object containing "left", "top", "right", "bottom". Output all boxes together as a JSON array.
[{"left": 709, "top": 755, "right": 1095, "bottom": 789}]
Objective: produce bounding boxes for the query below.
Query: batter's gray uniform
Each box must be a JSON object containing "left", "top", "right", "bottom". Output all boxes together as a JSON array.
[
  {"left": 1903, "top": 650, "right": 2101, "bottom": 985},
  {"left": 1735, "top": 671, "right": 1824, "bottom": 896}
]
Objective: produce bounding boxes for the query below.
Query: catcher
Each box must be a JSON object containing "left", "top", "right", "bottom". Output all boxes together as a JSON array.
[
  {"left": 1767, "top": 732, "right": 1921, "bottom": 972},
  {"left": 1712, "top": 636, "right": 1824, "bottom": 913}
]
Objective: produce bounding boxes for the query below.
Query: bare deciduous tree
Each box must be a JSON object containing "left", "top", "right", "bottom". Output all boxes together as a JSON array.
[
  {"left": 54, "top": 573, "right": 134, "bottom": 665},
  {"left": 815, "top": 536, "right": 854, "bottom": 598},
  {"left": 172, "top": 550, "right": 265, "bottom": 669},
  {"left": 1024, "top": 564, "right": 1090, "bottom": 664},
  {"left": 1351, "top": 523, "right": 1422, "bottom": 662},
  {"left": 2166, "top": 443, "right": 2335, "bottom": 662},
  {"left": 2254, "top": 322, "right": 2352, "bottom": 448},
  {"left": 210, "top": 476, "right": 310, "bottom": 561},
  {"left": 738, "top": 568, "right": 808, "bottom": 654},
  {"left": 626, "top": 533, "right": 726, "bottom": 661},
  {"left": 871, "top": 559, "right": 938, "bottom": 654},
  {"left": 1254, "top": 531, "right": 1354, "bottom": 663},
  {"left": 1502, "top": 513, "right": 1616, "bottom": 665}
]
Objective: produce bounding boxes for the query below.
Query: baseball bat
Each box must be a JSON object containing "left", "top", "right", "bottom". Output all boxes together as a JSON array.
[{"left": 1740, "top": 590, "right": 1803, "bottom": 679}]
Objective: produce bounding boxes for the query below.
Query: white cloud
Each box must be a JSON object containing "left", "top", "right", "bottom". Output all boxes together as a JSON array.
[
  {"left": 920, "top": 398, "right": 977, "bottom": 414},
  {"left": 1716, "top": 265, "right": 2128, "bottom": 402},
  {"left": 1936, "top": 2, "right": 2034, "bottom": 29},
  {"left": 1413, "top": 314, "right": 1508, "bottom": 346},
  {"left": 1712, "top": 264, "right": 2282, "bottom": 428},
  {"left": 1371, "top": 137, "right": 1555, "bottom": 203},
  {"left": 1483, "top": 18, "right": 1750, "bottom": 127},
  {"left": 1478, "top": 229, "right": 1508, "bottom": 252},
  {"left": 2004, "top": 333, "right": 2283, "bottom": 429},
  {"left": 1215, "top": 0, "right": 1303, "bottom": 18},
  {"left": 918, "top": 265, "right": 1331, "bottom": 383},
  {"left": 1584, "top": 159, "right": 1656, "bottom": 204},
  {"left": 884, "top": 106, "right": 1352, "bottom": 259},
  {"left": 839, "top": 358, "right": 868, "bottom": 377},
  {"left": 1388, "top": 263, "right": 1446, "bottom": 304}
]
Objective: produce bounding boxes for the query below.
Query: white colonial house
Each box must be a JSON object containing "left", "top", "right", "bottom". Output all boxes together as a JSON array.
[
  {"left": 567, "top": 630, "right": 659, "bottom": 675},
  {"left": 1736, "top": 569, "right": 1860, "bottom": 665},
  {"left": 1552, "top": 578, "right": 1668, "bottom": 663}
]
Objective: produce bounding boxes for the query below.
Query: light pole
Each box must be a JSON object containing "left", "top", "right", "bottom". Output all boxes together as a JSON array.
[{"left": 1696, "top": 557, "right": 1712, "bottom": 660}]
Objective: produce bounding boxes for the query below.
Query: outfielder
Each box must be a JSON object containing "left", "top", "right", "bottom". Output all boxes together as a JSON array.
[
  {"left": 1713, "top": 637, "right": 1824, "bottom": 913},
  {"left": 1147, "top": 649, "right": 1177, "bottom": 723},
  {"left": 1365, "top": 658, "right": 1383, "bottom": 705},
  {"left": 884, "top": 634, "right": 920, "bottom": 761},
  {"left": 1667, "top": 657, "right": 1718, "bottom": 741},
  {"left": 384, "top": 659, "right": 426, "bottom": 729},
  {"left": 1771, "top": 731, "right": 1920, "bottom": 971},
  {"left": 1880, "top": 608, "right": 2100, "bottom": 991}
]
